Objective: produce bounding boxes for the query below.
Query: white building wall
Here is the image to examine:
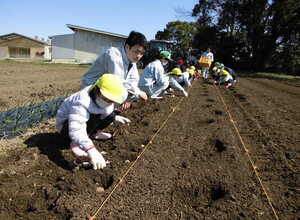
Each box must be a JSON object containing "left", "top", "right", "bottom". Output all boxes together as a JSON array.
[
  {"left": 73, "top": 30, "right": 126, "bottom": 63},
  {"left": 51, "top": 34, "right": 74, "bottom": 60},
  {"left": 43, "top": 45, "right": 51, "bottom": 59}
]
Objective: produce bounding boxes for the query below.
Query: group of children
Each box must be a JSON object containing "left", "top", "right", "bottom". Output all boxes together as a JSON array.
[
  {"left": 210, "top": 62, "right": 237, "bottom": 88},
  {"left": 198, "top": 48, "right": 237, "bottom": 88},
  {"left": 55, "top": 31, "right": 197, "bottom": 170},
  {"left": 55, "top": 31, "right": 238, "bottom": 170},
  {"left": 138, "top": 50, "right": 198, "bottom": 99}
]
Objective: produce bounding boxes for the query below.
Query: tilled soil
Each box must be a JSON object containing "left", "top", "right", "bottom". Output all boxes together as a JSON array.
[
  {"left": 0, "top": 62, "right": 88, "bottom": 109},
  {"left": 0, "top": 63, "right": 299, "bottom": 219}
]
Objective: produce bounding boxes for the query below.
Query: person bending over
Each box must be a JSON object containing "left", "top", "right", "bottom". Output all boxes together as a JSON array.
[
  {"left": 138, "top": 51, "right": 173, "bottom": 99},
  {"left": 81, "top": 31, "right": 148, "bottom": 111},
  {"left": 56, "top": 74, "right": 130, "bottom": 170}
]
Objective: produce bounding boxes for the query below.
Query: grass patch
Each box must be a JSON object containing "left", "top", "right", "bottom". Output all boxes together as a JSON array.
[
  {"left": 239, "top": 71, "right": 300, "bottom": 81},
  {"left": 256, "top": 72, "right": 300, "bottom": 80}
]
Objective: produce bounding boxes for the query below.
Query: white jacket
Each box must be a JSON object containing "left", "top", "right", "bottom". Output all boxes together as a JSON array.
[
  {"left": 138, "top": 59, "right": 169, "bottom": 87},
  {"left": 81, "top": 46, "right": 141, "bottom": 97},
  {"left": 56, "top": 86, "right": 114, "bottom": 150},
  {"left": 201, "top": 51, "right": 214, "bottom": 62},
  {"left": 177, "top": 71, "right": 191, "bottom": 87}
]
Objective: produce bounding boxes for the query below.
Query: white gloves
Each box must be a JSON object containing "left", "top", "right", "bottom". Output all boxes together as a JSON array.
[
  {"left": 183, "top": 90, "right": 188, "bottom": 97},
  {"left": 115, "top": 115, "right": 131, "bottom": 124},
  {"left": 86, "top": 147, "right": 106, "bottom": 170}
]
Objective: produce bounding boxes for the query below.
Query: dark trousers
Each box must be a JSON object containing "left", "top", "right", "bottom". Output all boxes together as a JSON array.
[
  {"left": 60, "top": 112, "right": 115, "bottom": 144},
  {"left": 179, "top": 81, "right": 185, "bottom": 87}
]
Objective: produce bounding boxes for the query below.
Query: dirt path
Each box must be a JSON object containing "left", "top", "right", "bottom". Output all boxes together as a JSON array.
[{"left": 0, "top": 75, "right": 299, "bottom": 219}]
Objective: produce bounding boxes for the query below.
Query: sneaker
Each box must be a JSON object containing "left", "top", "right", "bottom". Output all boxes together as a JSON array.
[
  {"left": 90, "top": 129, "right": 112, "bottom": 140},
  {"left": 225, "top": 83, "right": 232, "bottom": 88},
  {"left": 70, "top": 141, "right": 87, "bottom": 157}
]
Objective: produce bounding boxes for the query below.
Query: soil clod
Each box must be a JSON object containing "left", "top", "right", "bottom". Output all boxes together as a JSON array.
[
  {"left": 210, "top": 185, "right": 227, "bottom": 201},
  {"left": 215, "top": 140, "right": 227, "bottom": 152}
]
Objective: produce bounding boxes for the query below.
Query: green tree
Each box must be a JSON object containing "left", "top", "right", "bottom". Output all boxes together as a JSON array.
[
  {"left": 192, "top": 0, "right": 300, "bottom": 74},
  {"left": 155, "top": 21, "right": 198, "bottom": 59}
]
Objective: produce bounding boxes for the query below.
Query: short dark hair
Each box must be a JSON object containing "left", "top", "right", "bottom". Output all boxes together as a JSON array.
[{"left": 125, "top": 31, "right": 147, "bottom": 50}]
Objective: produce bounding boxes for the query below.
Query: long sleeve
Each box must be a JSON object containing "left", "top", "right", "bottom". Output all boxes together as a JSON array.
[
  {"left": 139, "top": 60, "right": 168, "bottom": 87},
  {"left": 154, "top": 65, "right": 169, "bottom": 86},
  {"left": 124, "top": 63, "right": 141, "bottom": 96},
  {"left": 169, "top": 77, "right": 184, "bottom": 91},
  {"left": 80, "top": 48, "right": 123, "bottom": 89},
  {"left": 68, "top": 104, "right": 94, "bottom": 150},
  {"left": 104, "top": 47, "right": 141, "bottom": 96},
  {"left": 81, "top": 55, "right": 105, "bottom": 89},
  {"left": 81, "top": 47, "right": 141, "bottom": 96},
  {"left": 210, "top": 52, "right": 214, "bottom": 62},
  {"left": 56, "top": 86, "right": 114, "bottom": 150}
]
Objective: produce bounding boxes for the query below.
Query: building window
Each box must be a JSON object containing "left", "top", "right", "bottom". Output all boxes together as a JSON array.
[{"left": 8, "top": 47, "right": 30, "bottom": 58}]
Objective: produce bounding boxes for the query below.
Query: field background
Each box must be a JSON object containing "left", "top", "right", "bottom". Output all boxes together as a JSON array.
[{"left": 0, "top": 61, "right": 89, "bottom": 110}]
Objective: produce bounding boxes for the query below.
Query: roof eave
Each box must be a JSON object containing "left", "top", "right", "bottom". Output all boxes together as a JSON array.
[{"left": 66, "top": 24, "right": 128, "bottom": 39}]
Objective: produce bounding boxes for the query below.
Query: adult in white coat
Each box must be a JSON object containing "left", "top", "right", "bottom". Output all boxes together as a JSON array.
[
  {"left": 81, "top": 31, "right": 148, "bottom": 111},
  {"left": 56, "top": 74, "right": 130, "bottom": 170},
  {"left": 200, "top": 48, "right": 214, "bottom": 79},
  {"left": 138, "top": 51, "right": 173, "bottom": 99}
]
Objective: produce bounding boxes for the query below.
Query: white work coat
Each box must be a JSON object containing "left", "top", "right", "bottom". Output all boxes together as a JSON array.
[
  {"left": 56, "top": 86, "right": 114, "bottom": 150},
  {"left": 177, "top": 71, "right": 191, "bottom": 87},
  {"left": 138, "top": 59, "right": 169, "bottom": 88},
  {"left": 81, "top": 46, "right": 141, "bottom": 97},
  {"left": 201, "top": 51, "right": 214, "bottom": 62}
]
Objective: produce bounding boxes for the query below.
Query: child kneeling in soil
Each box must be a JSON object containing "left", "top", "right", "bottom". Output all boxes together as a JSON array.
[
  {"left": 167, "top": 68, "right": 188, "bottom": 97},
  {"left": 177, "top": 65, "right": 191, "bottom": 88},
  {"left": 217, "top": 69, "right": 233, "bottom": 88},
  {"left": 56, "top": 74, "right": 130, "bottom": 170}
]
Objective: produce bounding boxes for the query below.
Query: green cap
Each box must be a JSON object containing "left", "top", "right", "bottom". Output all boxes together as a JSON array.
[{"left": 160, "top": 51, "right": 173, "bottom": 61}]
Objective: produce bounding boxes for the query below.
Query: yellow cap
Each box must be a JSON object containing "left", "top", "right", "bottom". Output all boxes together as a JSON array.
[
  {"left": 190, "top": 66, "right": 195, "bottom": 70},
  {"left": 188, "top": 69, "right": 195, "bottom": 76},
  {"left": 169, "top": 67, "right": 182, "bottom": 75},
  {"left": 89, "top": 74, "right": 123, "bottom": 104},
  {"left": 220, "top": 70, "right": 229, "bottom": 76}
]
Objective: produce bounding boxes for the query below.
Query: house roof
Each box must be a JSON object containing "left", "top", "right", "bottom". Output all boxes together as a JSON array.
[
  {"left": 0, "top": 33, "right": 51, "bottom": 45},
  {"left": 66, "top": 24, "right": 128, "bottom": 39}
]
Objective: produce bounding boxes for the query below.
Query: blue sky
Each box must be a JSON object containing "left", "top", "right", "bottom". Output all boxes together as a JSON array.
[{"left": 0, "top": 0, "right": 198, "bottom": 41}]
